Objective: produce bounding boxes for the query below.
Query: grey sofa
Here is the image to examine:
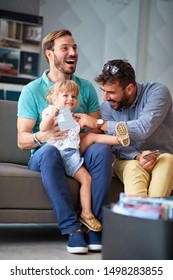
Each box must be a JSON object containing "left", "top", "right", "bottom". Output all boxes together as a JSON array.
[{"left": 0, "top": 100, "right": 123, "bottom": 224}]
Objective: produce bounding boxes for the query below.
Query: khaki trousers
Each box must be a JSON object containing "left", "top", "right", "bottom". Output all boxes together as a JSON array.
[{"left": 112, "top": 153, "right": 173, "bottom": 197}]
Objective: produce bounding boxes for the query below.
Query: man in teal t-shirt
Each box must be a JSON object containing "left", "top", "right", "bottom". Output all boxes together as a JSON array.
[
  {"left": 18, "top": 70, "right": 100, "bottom": 155},
  {"left": 17, "top": 29, "right": 112, "bottom": 254}
]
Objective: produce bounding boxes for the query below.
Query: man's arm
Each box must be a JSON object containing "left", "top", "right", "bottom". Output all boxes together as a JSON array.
[
  {"left": 74, "top": 109, "right": 108, "bottom": 129},
  {"left": 75, "top": 110, "right": 106, "bottom": 134},
  {"left": 17, "top": 117, "right": 67, "bottom": 150},
  {"left": 17, "top": 117, "right": 38, "bottom": 149}
]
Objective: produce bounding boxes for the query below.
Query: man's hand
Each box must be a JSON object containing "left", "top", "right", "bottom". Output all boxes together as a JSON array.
[
  {"left": 42, "top": 119, "right": 68, "bottom": 143},
  {"left": 136, "top": 150, "right": 159, "bottom": 172},
  {"left": 73, "top": 113, "right": 97, "bottom": 129}
]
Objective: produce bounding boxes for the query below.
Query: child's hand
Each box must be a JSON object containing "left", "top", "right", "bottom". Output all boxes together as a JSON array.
[{"left": 51, "top": 107, "right": 59, "bottom": 118}]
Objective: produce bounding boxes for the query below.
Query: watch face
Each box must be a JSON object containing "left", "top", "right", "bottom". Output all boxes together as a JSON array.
[
  {"left": 97, "top": 119, "right": 104, "bottom": 125},
  {"left": 97, "top": 119, "right": 104, "bottom": 129}
]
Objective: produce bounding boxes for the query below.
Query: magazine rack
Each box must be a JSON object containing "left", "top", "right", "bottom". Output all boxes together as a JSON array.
[{"left": 102, "top": 206, "right": 173, "bottom": 260}]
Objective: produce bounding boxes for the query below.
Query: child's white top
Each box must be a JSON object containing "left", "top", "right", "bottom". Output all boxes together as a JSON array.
[{"left": 42, "top": 105, "right": 80, "bottom": 150}]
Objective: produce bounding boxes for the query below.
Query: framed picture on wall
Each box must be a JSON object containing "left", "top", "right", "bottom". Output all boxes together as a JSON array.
[{"left": 0, "top": 9, "right": 43, "bottom": 85}]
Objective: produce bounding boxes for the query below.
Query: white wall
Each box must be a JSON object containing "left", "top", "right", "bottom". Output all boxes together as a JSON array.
[
  {"left": 39, "top": 0, "right": 140, "bottom": 102},
  {"left": 39, "top": 0, "right": 173, "bottom": 100},
  {"left": 142, "top": 0, "right": 173, "bottom": 91}
]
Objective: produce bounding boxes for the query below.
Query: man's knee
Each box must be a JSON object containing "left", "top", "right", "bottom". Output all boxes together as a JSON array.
[
  {"left": 113, "top": 159, "right": 140, "bottom": 172},
  {"left": 88, "top": 143, "right": 111, "bottom": 153},
  {"left": 157, "top": 153, "right": 173, "bottom": 165},
  {"left": 39, "top": 145, "right": 62, "bottom": 165},
  {"left": 85, "top": 143, "right": 112, "bottom": 163}
]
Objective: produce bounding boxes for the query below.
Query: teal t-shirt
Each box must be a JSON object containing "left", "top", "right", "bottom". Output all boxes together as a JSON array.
[{"left": 17, "top": 70, "right": 100, "bottom": 154}]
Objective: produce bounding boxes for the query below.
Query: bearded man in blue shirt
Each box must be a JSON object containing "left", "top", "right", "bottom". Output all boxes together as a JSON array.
[{"left": 76, "top": 59, "right": 173, "bottom": 197}]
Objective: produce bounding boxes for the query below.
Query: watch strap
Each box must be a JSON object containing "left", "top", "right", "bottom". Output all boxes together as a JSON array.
[{"left": 33, "top": 133, "right": 42, "bottom": 146}]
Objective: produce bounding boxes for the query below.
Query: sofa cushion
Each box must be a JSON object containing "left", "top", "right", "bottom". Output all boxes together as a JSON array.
[
  {"left": 0, "top": 100, "right": 30, "bottom": 165},
  {"left": 0, "top": 163, "right": 80, "bottom": 210}
]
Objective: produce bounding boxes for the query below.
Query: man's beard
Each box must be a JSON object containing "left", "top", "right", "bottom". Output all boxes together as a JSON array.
[
  {"left": 53, "top": 54, "right": 76, "bottom": 75},
  {"left": 109, "top": 91, "right": 130, "bottom": 110}
]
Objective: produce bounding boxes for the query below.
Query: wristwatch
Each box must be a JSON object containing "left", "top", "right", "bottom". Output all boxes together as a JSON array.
[
  {"left": 96, "top": 119, "right": 104, "bottom": 129},
  {"left": 33, "top": 133, "right": 42, "bottom": 146}
]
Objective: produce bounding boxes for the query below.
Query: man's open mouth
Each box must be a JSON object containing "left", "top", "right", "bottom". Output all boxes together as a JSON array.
[{"left": 65, "top": 60, "right": 76, "bottom": 65}]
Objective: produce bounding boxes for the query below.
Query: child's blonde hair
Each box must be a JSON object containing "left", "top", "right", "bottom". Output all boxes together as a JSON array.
[{"left": 46, "top": 80, "right": 80, "bottom": 107}]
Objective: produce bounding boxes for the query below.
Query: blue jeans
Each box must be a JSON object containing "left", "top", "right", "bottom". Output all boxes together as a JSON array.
[{"left": 28, "top": 143, "right": 112, "bottom": 235}]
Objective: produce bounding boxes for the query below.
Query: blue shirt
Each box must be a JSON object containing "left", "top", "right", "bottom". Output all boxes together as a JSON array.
[{"left": 100, "top": 82, "right": 173, "bottom": 159}]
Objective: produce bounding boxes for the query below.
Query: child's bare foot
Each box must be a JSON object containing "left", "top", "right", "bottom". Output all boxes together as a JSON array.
[
  {"left": 79, "top": 214, "right": 102, "bottom": 231},
  {"left": 116, "top": 122, "right": 130, "bottom": 146}
]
